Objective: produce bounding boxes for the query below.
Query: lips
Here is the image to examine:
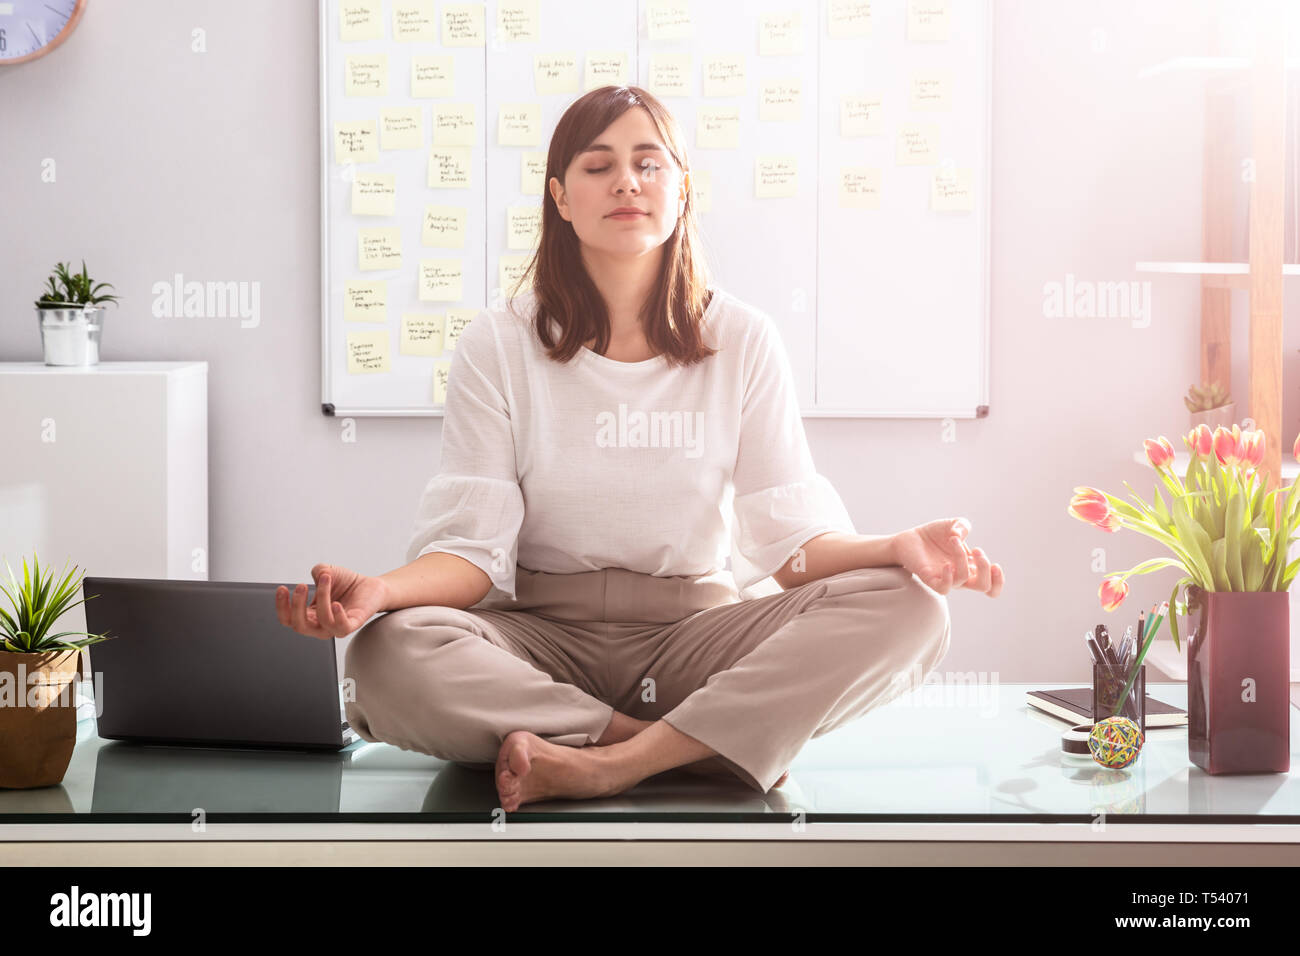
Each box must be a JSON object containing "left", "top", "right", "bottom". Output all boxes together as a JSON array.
[{"left": 607, "top": 209, "right": 648, "bottom": 217}]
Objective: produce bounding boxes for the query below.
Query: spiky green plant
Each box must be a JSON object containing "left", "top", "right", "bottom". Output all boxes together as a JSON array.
[
  {"left": 34, "top": 260, "right": 119, "bottom": 309},
  {"left": 0, "top": 554, "right": 113, "bottom": 654},
  {"left": 1184, "top": 382, "right": 1231, "bottom": 413}
]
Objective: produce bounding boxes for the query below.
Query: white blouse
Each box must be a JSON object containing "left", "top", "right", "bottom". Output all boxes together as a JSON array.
[{"left": 405, "top": 285, "right": 857, "bottom": 606}]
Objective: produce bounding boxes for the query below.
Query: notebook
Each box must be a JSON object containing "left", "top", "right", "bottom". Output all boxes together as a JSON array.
[{"left": 1026, "top": 686, "right": 1188, "bottom": 728}]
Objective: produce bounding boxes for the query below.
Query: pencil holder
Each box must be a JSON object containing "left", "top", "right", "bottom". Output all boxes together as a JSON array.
[{"left": 1092, "top": 662, "right": 1145, "bottom": 730}]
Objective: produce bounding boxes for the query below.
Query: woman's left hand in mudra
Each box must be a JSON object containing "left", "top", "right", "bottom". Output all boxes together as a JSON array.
[{"left": 892, "top": 518, "right": 1004, "bottom": 597}]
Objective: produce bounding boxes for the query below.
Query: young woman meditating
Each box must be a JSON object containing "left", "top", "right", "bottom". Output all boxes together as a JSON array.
[{"left": 276, "top": 86, "right": 1004, "bottom": 813}]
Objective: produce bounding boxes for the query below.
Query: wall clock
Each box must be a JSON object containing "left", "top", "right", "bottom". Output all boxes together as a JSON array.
[{"left": 0, "top": 0, "right": 88, "bottom": 65}]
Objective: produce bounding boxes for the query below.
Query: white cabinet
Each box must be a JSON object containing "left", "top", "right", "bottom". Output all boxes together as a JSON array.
[{"left": 0, "top": 361, "right": 208, "bottom": 586}]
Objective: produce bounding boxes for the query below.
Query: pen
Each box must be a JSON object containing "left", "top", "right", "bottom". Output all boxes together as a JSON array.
[
  {"left": 1117, "top": 625, "right": 1133, "bottom": 676},
  {"left": 1096, "top": 624, "right": 1120, "bottom": 676},
  {"left": 1088, "top": 632, "right": 1117, "bottom": 682},
  {"left": 1117, "top": 601, "right": 1167, "bottom": 712}
]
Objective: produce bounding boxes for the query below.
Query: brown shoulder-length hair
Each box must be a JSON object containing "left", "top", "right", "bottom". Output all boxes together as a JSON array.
[{"left": 506, "top": 85, "right": 717, "bottom": 368}]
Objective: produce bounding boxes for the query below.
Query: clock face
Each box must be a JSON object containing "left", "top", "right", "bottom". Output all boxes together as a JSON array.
[{"left": 0, "top": 0, "right": 87, "bottom": 65}]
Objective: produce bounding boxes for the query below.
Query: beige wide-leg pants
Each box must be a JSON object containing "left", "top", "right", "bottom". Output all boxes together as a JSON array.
[{"left": 344, "top": 563, "right": 951, "bottom": 793}]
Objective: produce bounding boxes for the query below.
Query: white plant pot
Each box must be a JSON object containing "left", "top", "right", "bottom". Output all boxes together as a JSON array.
[{"left": 37, "top": 305, "right": 105, "bottom": 366}]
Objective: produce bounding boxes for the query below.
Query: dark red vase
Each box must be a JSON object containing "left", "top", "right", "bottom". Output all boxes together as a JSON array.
[{"left": 1185, "top": 585, "right": 1290, "bottom": 774}]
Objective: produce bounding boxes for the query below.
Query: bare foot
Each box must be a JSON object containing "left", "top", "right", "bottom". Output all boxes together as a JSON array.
[
  {"left": 495, "top": 730, "right": 620, "bottom": 812},
  {"left": 599, "top": 715, "right": 790, "bottom": 789}
]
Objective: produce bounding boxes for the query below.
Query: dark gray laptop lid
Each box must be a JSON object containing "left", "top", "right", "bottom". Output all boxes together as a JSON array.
[{"left": 81, "top": 577, "right": 350, "bottom": 749}]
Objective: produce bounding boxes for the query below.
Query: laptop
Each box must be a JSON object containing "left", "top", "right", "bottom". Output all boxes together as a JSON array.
[{"left": 81, "top": 576, "right": 359, "bottom": 751}]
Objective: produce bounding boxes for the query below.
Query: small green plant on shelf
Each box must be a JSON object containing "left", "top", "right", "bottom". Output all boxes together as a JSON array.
[
  {"left": 34, "top": 260, "right": 119, "bottom": 309},
  {"left": 1184, "top": 381, "right": 1231, "bottom": 413}
]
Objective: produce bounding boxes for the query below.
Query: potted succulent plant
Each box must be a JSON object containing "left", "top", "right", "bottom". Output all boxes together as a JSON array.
[
  {"left": 34, "top": 260, "right": 118, "bottom": 367},
  {"left": 1185, "top": 381, "right": 1234, "bottom": 432},
  {"left": 1068, "top": 424, "right": 1295, "bottom": 775},
  {"left": 0, "top": 554, "right": 113, "bottom": 789}
]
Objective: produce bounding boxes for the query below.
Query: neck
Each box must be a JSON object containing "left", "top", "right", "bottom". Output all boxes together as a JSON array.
[{"left": 580, "top": 243, "right": 665, "bottom": 337}]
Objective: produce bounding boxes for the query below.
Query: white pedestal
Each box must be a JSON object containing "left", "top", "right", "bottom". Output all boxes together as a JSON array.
[{"left": 0, "top": 361, "right": 208, "bottom": 659}]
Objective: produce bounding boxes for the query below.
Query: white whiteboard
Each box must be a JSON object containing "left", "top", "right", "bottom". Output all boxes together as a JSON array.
[{"left": 319, "top": 0, "right": 990, "bottom": 418}]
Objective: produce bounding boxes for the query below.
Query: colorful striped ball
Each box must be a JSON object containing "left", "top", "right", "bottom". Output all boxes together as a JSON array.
[{"left": 1088, "top": 716, "right": 1144, "bottom": 769}]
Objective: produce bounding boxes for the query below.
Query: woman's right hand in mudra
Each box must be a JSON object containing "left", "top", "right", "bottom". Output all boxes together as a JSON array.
[{"left": 276, "top": 563, "right": 388, "bottom": 640}]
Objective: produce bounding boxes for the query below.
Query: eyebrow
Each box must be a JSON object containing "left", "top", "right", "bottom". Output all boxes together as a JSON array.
[{"left": 579, "top": 143, "right": 667, "bottom": 154}]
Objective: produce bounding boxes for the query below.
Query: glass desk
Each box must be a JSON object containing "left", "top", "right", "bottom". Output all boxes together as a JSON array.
[{"left": 1, "top": 681, "right": 1298, "bottom": 845}]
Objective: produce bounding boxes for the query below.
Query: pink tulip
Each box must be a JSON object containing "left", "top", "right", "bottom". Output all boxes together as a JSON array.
[
  {"left": 1098, "top": 512, "right": 1123, "bottom": 533},
  {"left": 1068, "top": 487, "right": 1110, "bottom": 526},
  {"left": 1099, "top": 576, "right": 1128, "bottom": 611},
  {"left": 1212, "top": 425, "right": 1243, "bottom": 467},
  {"left": 1144, "top": 436, "right": 1175, "bottom": 469},
  {"left": 1293, "top": 432, "right": 1300, "bottom": 464},
  {"left": 1241, "top": 430, "right": 1264, "bottom": 469},
  {"left": 1185, "top": 424, "right": 1213, "bottom": 457}
]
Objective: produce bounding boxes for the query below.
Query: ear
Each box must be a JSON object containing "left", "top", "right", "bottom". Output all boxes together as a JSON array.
[{"left": 548, "top": 176, "right": 570, "bottom": 222}]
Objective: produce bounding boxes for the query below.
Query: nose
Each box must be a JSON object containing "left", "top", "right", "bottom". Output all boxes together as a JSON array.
[{"left": 614, "top": 164, "right": 640, "bottom": 195}]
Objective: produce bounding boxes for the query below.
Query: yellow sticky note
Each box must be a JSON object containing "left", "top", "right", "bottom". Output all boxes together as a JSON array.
[
  {"left": 910, "top": 69, "right": 952, "bottom": 110},
  {"left": 499, "top": 254, "right": 533, "bottom": 298},
  {"left": 896, "top": 123, "right": 939, "bottom": 164},
  {"left": 841, "top": 93, "right": 883, "bottom": 136},
  {"left": 907, "top": 0, "right": 949, "bottom": 42},
  {"left": 931, "top": 166, "right": 973, "bottom": 211},
  {"left": 828, "top": 0, "right": 871, "bottom": 38},
  {"left": 380, "top": 107, "right": 424, "bottom": 150},
  {"left": 443, "top": 309, "right": 476, "bottom": 350},
  {"left": 697, "top": 107, "right": 740, "bottom": 149},
  {"left": 689, "top": 168, "right": 712, "bottom": 213},
  {"left": 442, "top": 2, "right": 485, "bottom": 45},
  {"left": 759, "top": 13, "right": 802, "bottom": 55},
  {"left": 759, "top": 78, "right": 801, "bottom": 121},
  {"left": 340, "top": 0, "right": 382, "bottom": 41},
  {"left": 432, "top": 361, "right": 452, "bottom": 404},
  {"left": 535, "top": 53, "right": 579, "bottom": 94},
  {"left": 649, "top": 53, "right": 692, "bottom": 97},
  {"left": 507, "top": 205, "right": 542, "bottom": 250},
  {"left": 702, "top": 55, "right": 745, "bottom": 97},
  {"left": 345, "top": 54, "right": 388, "bottom": 96},
  {"left": 392, "top": 0, "right": 436, "bottom": 41},
  {"left": 411, "top": 55, "right": 454, "bottom": 97},
  {"left": 755, "top": 156, "right": 798, "bottom": 198},
  {"left": 497, "top": 0, "right": 540, "bottom": 43},
  {"left": 346, "top": 329, "right": 390, "bottom": 374},
  {"left": 422, "top": 205, "right": 467, "bottom": 248},
  {"left": 433, "top": 103, "right": 476, "bottom": 146},
  {"left": 521, "top": 152, "right": 548, "bottom": 194},
  {"left": 335, "top": 121, "right": 378, "bottom": 164},
  {"left": 428, "top": 147, "right": 472, "bottom": 189},
  {"left": 358, "top": 227, "right": 402, "bottom": 271},
  {"left": 647, "top": 0, "right": 694, "bottom": 40},
  {"left": 344, "top": 280, "right": 387, "bottom": 322},
  {"left": 585, "top": 51, "right": 628, "bottom": 91},
  {"left": 839, "top": 167, "right": 881, "bottom": 209},
  {"left": 498, "top": 103, "right": 541, "bottom": 146},
  {"left": 442, "top": 308, "right": 479, "bottom": 350},
  {"left": 351, "top": 173, "right": 397, "bottom": 216},
  {"left": 400, "top": 312, "right": 445, "bottom": 355},
  {"left": 419, "top": 259, "right": 463, "bottom": 301}
]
